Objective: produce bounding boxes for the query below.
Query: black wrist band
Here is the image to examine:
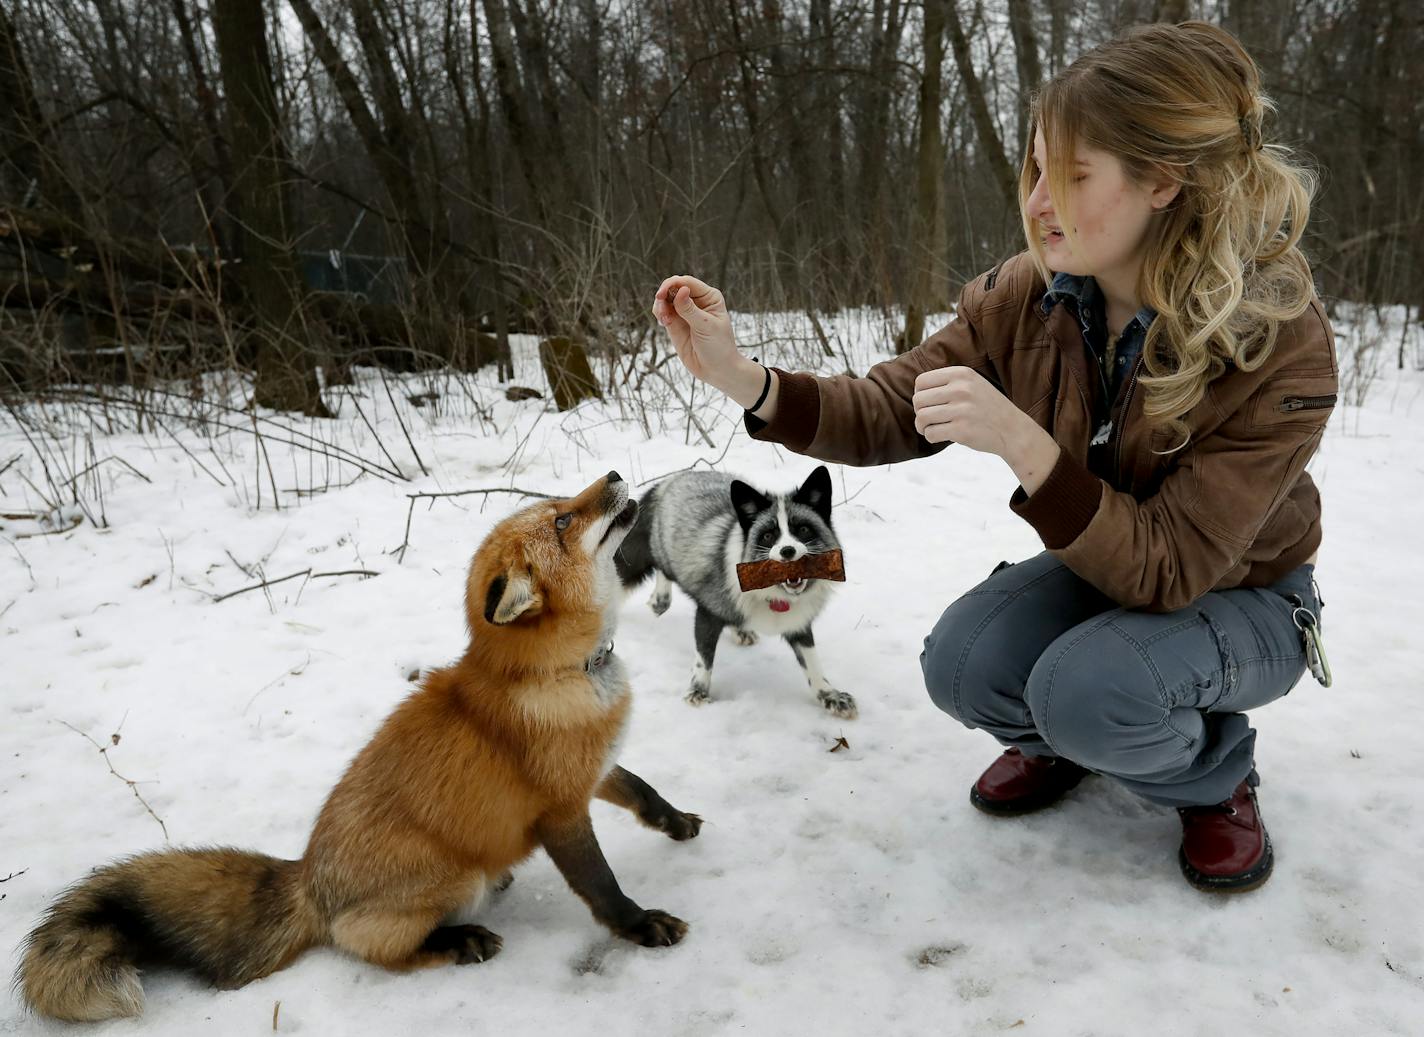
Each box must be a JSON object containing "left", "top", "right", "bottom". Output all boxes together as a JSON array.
[{"left": 748, "top": 359, "right": 772, "bottom": 413}]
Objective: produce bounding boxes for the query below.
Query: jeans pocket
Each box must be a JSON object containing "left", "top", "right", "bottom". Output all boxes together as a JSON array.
[
  {"left": 1204, "top": 600, "right": 1308, "bottom": 713},
  {"left": 1197, "top": 609, "right": 1238, "bottom": 705},
  {"left": 1265, "top": 564, "right": 1323, "bottom": 619}
]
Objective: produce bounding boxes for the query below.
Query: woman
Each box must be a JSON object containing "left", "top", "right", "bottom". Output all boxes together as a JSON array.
[{"left": 650, "top": 21, "right": 1337, "bottom": 893}]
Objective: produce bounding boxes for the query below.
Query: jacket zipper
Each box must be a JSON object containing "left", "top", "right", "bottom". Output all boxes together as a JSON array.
[
  {"left": 1277, "top": 393, "right": 1337, "bottom": 412},
  {"left": 1112, "top": 353, "right": 1145, "bottom": 476}
]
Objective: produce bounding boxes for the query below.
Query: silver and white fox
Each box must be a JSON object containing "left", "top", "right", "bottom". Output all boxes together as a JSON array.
[{"left": 615, "top": 466, "right": 855, "bottom": 719}]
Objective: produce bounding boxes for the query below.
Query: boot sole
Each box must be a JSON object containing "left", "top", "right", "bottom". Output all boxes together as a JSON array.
[
  {"left": 1178, "top": 837, "right": 1274, "bottom": 893},
  {"left": 968, "top": 769, "right": 1088, "bottom": 817}
]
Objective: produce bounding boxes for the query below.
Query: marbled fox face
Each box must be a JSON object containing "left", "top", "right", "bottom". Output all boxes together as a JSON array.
[{"left": 730, "top": 466, "right": 837, "bottom": 596}]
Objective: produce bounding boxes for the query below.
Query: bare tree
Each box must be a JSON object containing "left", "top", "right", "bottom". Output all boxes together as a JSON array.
[
  {"left": 2, "top": 0, "right": 1418, "bottom": 402},
  {"left": 945, "top": 0, "right": 1019, "bottom": 216},
  {"left": 211, "top": 0, "right": 328, "bottom": 414},
  {"left": 902, "top": 0, "right": 947, "bottom": 354},
  {"left": 1006, "top": 0, "right": 1042, "bottom": 151}
]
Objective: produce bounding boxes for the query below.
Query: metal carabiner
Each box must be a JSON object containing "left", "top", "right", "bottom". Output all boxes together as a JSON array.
[{"left": 1290, "top": 596, "right": 1332, "bottom": 688}]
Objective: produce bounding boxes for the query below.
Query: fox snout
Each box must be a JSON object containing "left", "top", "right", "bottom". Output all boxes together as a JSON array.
[
  {"left": 584, "top": 472, "right": 637, "bottom": 547},
  {"left": 586, "top": 470, "right": 630, "bottom": 515}
]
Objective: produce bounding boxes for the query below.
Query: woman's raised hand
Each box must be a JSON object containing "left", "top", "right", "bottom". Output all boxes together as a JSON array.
[{"left": 653, "top": 276, "right": 742, "bottom": 390}]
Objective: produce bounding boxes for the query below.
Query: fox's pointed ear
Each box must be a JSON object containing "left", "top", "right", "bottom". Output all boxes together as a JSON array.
[
  {"left": 793, "top": 465, "right": 833, "bottom": 522},
  {"left": 729, "top": 480, "right": 771, "bottom": 532},
  {"left": 484, "top": 570, "right": 543, "bottom": 625}
]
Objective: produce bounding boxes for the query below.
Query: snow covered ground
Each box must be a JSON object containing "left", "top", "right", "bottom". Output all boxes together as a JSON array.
[{"left": 2, "top": 306, "right": 1421, "bottom": 1036}]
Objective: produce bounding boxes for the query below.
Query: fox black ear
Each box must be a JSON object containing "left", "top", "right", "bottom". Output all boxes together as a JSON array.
[
  {"left": 792, "top": 465, "right": 833, "bottom": 522},
  {"left": 484, "top": 570, "right": 543, "bottom": 625},
  {"left": 729, "top": 480, "right": 771, "bottom": 533}
]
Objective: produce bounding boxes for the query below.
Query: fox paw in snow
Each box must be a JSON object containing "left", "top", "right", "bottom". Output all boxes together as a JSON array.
[
  {"left": 618, "top": 909, "right": 688, "bottom": 947},
  {"left": 818, "top": 688, "right": 858, "bottom": 720},
  {"left": 685, "top": 685, "right": 711, "bottom": 707},
  {"left": 424, "top": 924, "right": 503, "bottom": 964},
  {"left": 648, "top": 592, "right": 671, "bottom": 616},
  {"left": 653, "top": 810, "right": 703, "bottom": 841},
  {"left": 733, "top": 628, "right": 759, "bottom": 647}
]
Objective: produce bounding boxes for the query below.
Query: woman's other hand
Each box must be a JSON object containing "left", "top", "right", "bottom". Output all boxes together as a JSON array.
[{"left": 913, "top": 366, "right": 1062, "bottom": 494}]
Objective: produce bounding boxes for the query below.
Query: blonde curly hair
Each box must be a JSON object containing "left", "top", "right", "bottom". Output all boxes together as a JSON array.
[{"left": 1020, "top": 21, "right": 1317, "bottom": 444}]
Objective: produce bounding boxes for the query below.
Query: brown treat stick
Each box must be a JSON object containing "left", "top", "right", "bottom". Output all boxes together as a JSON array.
[{"left": 736, "top": 549, "right": 845, "bottom": 592}]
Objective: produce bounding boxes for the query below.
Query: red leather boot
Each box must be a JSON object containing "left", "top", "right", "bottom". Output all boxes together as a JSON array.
[
  {"left": 1178, "top": 780, "right": 1274, "bottom": 892},
  {"left": 969, "top": 748, "right": 1089, "bottom": 816}
]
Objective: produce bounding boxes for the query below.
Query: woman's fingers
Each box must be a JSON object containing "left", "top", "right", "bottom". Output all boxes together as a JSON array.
[
  {"left": 655, "top": 275, "right": 724, "bottom": 313},
  {"left": 913, "top": 403, "right": 960, "bottom": 435},
  {"left": 670, "top": 284, "right": 705, "bottom": 320},
  {"left": 654, "top": 275, "right": 692, "bottom": 304},
  {"left": 653, "top": 294, "right": 678, "bottom": 326},
  {"left": 911, "top": 383, "right": 967, "bottom": 417},
  {"left": 920, "top": 421, "right": 954, "bottom": 444},
  {"left": 664, "top": 274, "right": 719, "bottom": 301}
]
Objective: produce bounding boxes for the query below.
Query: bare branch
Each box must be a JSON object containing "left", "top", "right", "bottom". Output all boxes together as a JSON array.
[{"left": 56, "top": 719, "right": 169, "bottom": 841}]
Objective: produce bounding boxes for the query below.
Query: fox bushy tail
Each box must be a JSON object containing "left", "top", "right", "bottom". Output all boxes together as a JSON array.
[{"left": 16, "top": 848, "right": 321, "bottom": 1022}]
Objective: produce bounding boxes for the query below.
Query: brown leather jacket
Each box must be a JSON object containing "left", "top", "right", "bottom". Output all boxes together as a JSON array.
[{"left": 749, "top": 252, "right": 1338, "bottom": 612}]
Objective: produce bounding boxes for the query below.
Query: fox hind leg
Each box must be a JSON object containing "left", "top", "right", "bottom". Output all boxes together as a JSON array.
[
  {"left": 332, "top": 906, "right": 502, "bottom": 971},
  {"left": 649, "top": 571, "right": 673, "bottom": 616},
  {"left": 419, "top": 925, "right": 504, "bottom": 965},
  {"left": 688, "top": 606, "right": 725, "bottom": 705}
]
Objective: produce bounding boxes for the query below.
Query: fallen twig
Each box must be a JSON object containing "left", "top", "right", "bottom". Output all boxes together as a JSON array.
[
  {"left": 56, "top": 719, "right": 169, "bottom": 840},
  {"left": 13, "top": 514, "right": 83, "bottom": 539},
  {"left": 62, "top": 454, "right": 153, "bottom": 491},
  {"left": 392, "top": 486, "right": 558, "bottom": 564},
  {"left": 213, "top": 568, "right": 378, "bottom": 603},
  {"left": 4, "top": 535, "right": 36, "bottom": 588},
  {"left": 246, "top": 655, "right": 311, "bottom": 714}
]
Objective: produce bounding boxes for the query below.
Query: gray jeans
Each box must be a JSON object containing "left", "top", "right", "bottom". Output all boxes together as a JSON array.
[{"left": 920, "top": 552, "right": 1321, "bottom": 807}]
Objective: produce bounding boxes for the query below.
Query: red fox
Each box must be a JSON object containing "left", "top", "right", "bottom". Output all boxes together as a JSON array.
[{"left": 18, "top": 472, "right": 701, "bottom": 1022}]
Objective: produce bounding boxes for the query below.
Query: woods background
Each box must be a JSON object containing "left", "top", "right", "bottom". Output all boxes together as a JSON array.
[{"left": 1, "top": 0, "right": 1419, "bottom": 413}]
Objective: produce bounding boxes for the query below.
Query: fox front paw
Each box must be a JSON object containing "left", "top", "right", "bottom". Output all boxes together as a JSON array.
[
  {"left": 817, "top": 688, "right": 858, "bottom": 720},
  {"left": 733, "top": 628, "right": 759, "bottom": 647},
  {"left": 685, "top": 685, "right": 711, "bottom": 707},
  {"left": 648, "top": 592, "right": 671, "bottom": 616},
  {"left": 653, "top": 810, "right": 703, "bottom": 841},
  {"left": 617, "top": 909, "right": 688, "bottom": 947}
]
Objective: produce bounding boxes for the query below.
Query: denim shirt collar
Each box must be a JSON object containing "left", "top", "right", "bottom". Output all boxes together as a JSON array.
[
  {"left": 1042, "top": 271, "right": 1157, "bottom": 334},
  {"left": 1043, "top": 272, "right": 1159, "bottom": 431}
]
